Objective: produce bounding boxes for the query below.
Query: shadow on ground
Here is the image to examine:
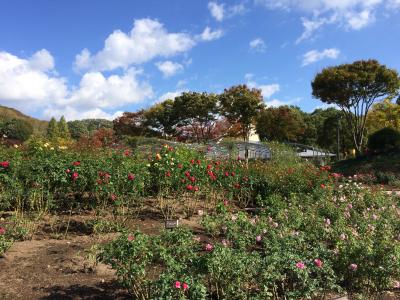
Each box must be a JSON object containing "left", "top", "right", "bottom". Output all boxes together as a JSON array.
[{"left": 38, "top": 281, "right": 131, "bottom": 300}]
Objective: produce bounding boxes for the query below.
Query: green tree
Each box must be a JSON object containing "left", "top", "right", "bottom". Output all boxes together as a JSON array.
[
  {"left": 256, "top": 106, "right": 305, "bottom": 142},
  {"left": 47, "top": 117, "right": 59, "bottom": 139},
  {"left": 173, "top": 92, "right": 219, "bottom": 143},
  {"left": 366, "top": 99, "right": 400, "bottom": 134},
  {"left": 219, "top": 85, "right": 264, "bottom": 141},
  {"left": 144, "top": 99, "right": 177, "bottom": 138},
  {"left": 312, "top": 59, "right": 400, "bottom": 154},
  {"left": 58, "top": 116, "right": 70, "bottom": 139},
  {"left": 67, "top": 120, "right": 89, "bottom": 139},
  {"left": 0, "top": 118, "right": 33, "bottom": 141}
]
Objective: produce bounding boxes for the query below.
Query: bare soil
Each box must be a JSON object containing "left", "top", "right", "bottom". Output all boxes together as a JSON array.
[{"left": 0, "top": 211, "right": 203, "bottom": 300}]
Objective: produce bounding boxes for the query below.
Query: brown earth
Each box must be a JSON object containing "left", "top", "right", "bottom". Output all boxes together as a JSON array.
[{"left": 0, "top": 211, "right": 203, "bottom": 300}]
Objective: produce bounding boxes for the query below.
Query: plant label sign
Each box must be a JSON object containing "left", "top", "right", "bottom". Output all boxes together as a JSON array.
[{"left": 165, "top": 219, "right": 179, "bottom": 229}]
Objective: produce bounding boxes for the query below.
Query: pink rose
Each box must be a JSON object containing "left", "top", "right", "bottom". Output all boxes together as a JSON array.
[
  {"left": 127, "top": 234, "right": 134, "bottom": 241},
  {"left": 174, "top": 281, "right": 181, "bottom": 289},
  {"left": 349, "top": 263, "right": 358, "bottom": 271},
  {"left": 314, "top": 259, "right": 323, "bottom": 268},
  {"left": 0, "top": 227, "right": 6, "bottom": 235},
  {"left": 296, "top": 262, "right": 305, "bottom": 269},
  {"left": 204, "top": 243, "right": 213, "bottom": 251},
  {"left": 256, "top": 235, "right": 262, "bottom": 242}
]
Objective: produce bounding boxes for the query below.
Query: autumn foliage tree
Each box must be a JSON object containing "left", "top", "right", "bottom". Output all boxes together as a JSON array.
[
  {"left": 173, "top": 92, "right": 219, "bottom": 143},
  {"left": 113, "top": 110, "right": 149, "bottom": 136},
  {"left": 312, "top": 59, "right": 400, "bottom": 154}
]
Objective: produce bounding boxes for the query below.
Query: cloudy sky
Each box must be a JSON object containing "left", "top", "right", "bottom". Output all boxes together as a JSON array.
[{"left": 0, "top": 0, "right": 399, "bottom": 120}]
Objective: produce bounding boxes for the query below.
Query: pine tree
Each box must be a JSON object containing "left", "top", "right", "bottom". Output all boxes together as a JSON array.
[
  {"left": 47, "top": 117, "right": 59, "bottom": 139},
  {"left": 58, "top": 116, "right": 70, "bottom": 139}
]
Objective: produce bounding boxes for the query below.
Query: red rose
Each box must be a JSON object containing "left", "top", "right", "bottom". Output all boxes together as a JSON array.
[
  {"left": 128, "top": 173, "right": 135, "bottom": 181},
  {"left": 71, "top": 172, "right": 79, "bottom": 181},
  {"left": 182, "top": 282, "right": 189, "bottom": 291},
  {"left": 186, "top": 185, "right": 193, "bottom": 191},
  {"left": 72, "top": 161, "right": 81, "bottom": 166},
  {"left": 0, "top": 161, "right": 9, "bottom": 168}
]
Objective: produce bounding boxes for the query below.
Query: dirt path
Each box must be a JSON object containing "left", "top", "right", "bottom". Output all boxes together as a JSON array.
[{"left": 0, "top": 234, "right": 130, "bottom": 299}]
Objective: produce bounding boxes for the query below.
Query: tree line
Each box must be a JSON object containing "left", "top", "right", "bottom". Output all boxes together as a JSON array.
[{"left": 113, "top": 60, "right": 400, "bottom": 156}]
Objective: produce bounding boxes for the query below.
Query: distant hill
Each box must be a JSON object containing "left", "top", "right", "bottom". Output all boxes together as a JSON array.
[{"left": 0, "top": 105, "right": 48, "bottom": 135}]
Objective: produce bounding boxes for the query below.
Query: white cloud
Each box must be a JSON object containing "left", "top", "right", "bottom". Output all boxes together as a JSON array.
[
  {"left": 296, "top": 18, "right": 327, "bottom": 44},
  {"left": 247, "top": 79, "right": 280, "bottom": 98},
  {"left": 256, "top": 0, "right": 386, "bottom": 42},
  {"left": 0, "top": 50, "right": 153, "bottom": 120},
  {"left": 199, "top": 27, "right": 224, "bottom": 41},
  {"left": 29, "top": 49, "right": 55, "bottom": 71},
  {"left": 156, "top": 90, "right": 186, "bottom": 103},
  {"left": 346, "top": 10, "right": 374, "bottom": 30},
  {"left": 249, "top": 38, "right": 267, "bottom": 52},
  {"left": 74, "top": 18, "right": 196, "bottom": 72},
  {"left": 302, "top": 48, "right": 340, "bottom": 66},
  {"left": 43, "top": 107, "right": 124, "bottom": 121},
  {"left": 0, "top": 50, "right": 67, "bottom": 111},
  {"left": 208, "top": 2, "right": 246, "bottom": 21},
  {"left": 388, "top": 0, "right": 400, "bottom": 8},
  {"left": 230, "top": 3, "right": 246, "bottom": 15},
  {"left": 208, "top": 2, "right": 225, "bottom": 21},
  {"left": 265, "top": 99, "right": 289, "bottom": 107},
  {"left": 156, "top": 61, "right": 183, "bottom": 77},
  {"left": 64, "top": 68, "right": 153, "bottom": 110}
]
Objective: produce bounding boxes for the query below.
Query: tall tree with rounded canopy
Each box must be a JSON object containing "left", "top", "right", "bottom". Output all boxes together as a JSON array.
[
  {"left": 144, "top": 99, "right": 177, "bottom": 138},
  {"left": 219, "top": 85, "right": 264, "bottom": 141},
  {"left": 312, "top": 59, "right": 400, "bottom": 154},
  {"left": 256, "top": 106, "right": 305, "bottom": 142},
  {"left": 173, "top": 92, "right": 219, "bottom": 143}
]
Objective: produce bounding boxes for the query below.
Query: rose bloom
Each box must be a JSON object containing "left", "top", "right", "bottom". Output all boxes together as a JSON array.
[
  {"left": 174, "top": 281, "right": 181, "bottom": 289},
  {"left": 314, "top": 259, "right": 323, "bottom": 268},
  {"left": 256, "top": 235, "right": 262, "bottom": 242},
  {"left": 182, "top": 282, "right": 189, "bottom": 291},
  {"left": 296, "top": 262, "right": 305, "bottom": 269},
  {"left": 128, "top": 173, "right": 135, "bottom": 181},
  {"left": 72, "top": 161, "right": 81, "bottom": 166},
  {"left": 186, "top": 185, "right": 193, "bottom": 191},
  {"left": 204, "top": 243, "right": 213, "bottom": 251},
  {"left": 0, "top": 161, "right": 10, "bottom": 168},
  {"left": 349, "top": 263, "right": 358, "bottom": 271},
  {"left": 127, "top": 234, "right": 134, "bottom": 241},
  {"left": 71, "top": 172, "right": 79, "bottom": 180},
  {"left": 0, "top": 227, "right": 6, "bottom": 235}
]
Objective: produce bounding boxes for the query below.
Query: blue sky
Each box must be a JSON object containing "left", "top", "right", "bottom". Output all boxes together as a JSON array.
[{"left": 0, "top": 0, "right": 399, "bottom": 120}]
